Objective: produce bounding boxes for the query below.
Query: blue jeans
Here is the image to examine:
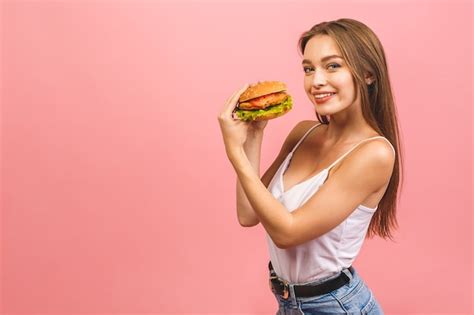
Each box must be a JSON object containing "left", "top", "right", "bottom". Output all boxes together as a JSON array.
[{"left": 271, "top": 267, "right": 384, "bottom": 314}]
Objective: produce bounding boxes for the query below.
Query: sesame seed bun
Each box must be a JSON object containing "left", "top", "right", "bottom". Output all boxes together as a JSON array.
[{"left": 238, "top": 81, "right": 287, "bottom": 102}]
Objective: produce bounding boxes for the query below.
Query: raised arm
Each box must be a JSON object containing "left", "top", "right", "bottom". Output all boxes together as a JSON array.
[{"left": 237, "top": 120, "right": 314, "bottom": 227}]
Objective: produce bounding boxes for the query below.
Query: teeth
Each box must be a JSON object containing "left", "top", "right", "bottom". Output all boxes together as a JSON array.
[{"left": 315, "top": 93, "right": 335, "bottom": 99}]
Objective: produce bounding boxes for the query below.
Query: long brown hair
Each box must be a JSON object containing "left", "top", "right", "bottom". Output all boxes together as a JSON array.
[{"left": 297, "top": 19, "right": 404, "bottom": 241}]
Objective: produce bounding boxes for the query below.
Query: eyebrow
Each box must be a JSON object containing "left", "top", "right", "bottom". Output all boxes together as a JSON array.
[{"left": 301, "top": 55, "right": 343, "bottom": 64}]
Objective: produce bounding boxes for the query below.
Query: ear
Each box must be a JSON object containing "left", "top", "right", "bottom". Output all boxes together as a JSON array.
[{"left": 364, "top": 71, "right": 375, "bottom": 85}]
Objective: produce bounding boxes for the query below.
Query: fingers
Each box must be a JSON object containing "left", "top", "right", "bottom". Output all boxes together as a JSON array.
[{"left": 222, "top": 83, "right": 250, "bottom": 118}]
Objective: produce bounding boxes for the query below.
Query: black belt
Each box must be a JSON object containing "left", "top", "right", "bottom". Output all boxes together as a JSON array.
[{"left": 268, "top": 261, "right": 354, "bottom": 299}]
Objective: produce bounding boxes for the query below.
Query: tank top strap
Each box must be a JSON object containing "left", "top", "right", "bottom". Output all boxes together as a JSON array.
[
  {"left": 326, "top": 136, "right": 396, "bottom": 171},
  {"left": 290, "top": 122, "right": 323, "bottom": 154}
]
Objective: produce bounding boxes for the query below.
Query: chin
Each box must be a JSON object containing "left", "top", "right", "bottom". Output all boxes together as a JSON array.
[{"left": 314, "top": 106, "right": 332, "bottom": 115}]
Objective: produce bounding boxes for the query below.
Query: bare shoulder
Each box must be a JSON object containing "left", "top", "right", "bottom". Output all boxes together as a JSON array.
[
  {"left": 271, "top": 119, "right": 318, "bottom": 159},
  {"left": 360, "top": 138, "right": 396, "bottom": 165},
  {"left": 336, "top": 137, "right": 396, "bottom": 190},
  {"left": 285, "top": 120, "right": 322, "bottom": 149}
]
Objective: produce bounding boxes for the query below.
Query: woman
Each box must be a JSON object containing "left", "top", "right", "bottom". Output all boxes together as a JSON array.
[{"left": 218, "top": 18, "right": 403, "bottom": 314}]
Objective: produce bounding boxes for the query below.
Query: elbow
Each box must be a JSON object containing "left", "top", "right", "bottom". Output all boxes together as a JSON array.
[
  {"left": 276, "top": 226, "right": 323, "bottom": 249},
  {"left": 238, "top": 216, "right": 260, "bottom": 228},
  {"left": 275, "top": 241, "right": 287, "bottom": 249},
  {"left": 275, "top": 238, "right": 291, "bottom": 249},
  {"left": 273, "top": 230, "right": 291, "bottom": 249},
  {"left": 274, "top": 220, "right": 293, "bottom": 249}
]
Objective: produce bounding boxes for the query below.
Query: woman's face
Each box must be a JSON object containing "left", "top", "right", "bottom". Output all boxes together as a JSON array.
[{"left": 303, "top": 35, "right": 358, "bottom": 117}]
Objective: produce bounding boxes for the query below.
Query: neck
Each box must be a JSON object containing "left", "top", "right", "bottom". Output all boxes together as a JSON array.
[{"left": 325, "top": 113, "right": 374, "bottom": 145}]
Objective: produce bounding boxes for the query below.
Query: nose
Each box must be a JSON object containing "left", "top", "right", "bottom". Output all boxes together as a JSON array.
[{"left": 312, "top": 67, "right": 327, "bottom": 87}]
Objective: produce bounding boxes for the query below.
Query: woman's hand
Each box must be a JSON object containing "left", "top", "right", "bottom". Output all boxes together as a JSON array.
[{"left": 217, "top": 83, "right": 268, "bottom": 156}]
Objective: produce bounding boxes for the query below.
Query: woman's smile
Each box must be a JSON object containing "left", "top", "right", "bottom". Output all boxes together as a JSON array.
[{"left": 314, "top": 92, "right": 336, "bottom": 104}]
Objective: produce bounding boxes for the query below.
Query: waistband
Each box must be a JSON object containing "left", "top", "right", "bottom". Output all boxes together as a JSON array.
[{"left": 268, "top": 260, "right": 354, "bottom": 300}]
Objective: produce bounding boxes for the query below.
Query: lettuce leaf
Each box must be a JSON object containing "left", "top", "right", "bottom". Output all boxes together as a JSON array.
[{"left": 235, "top": 95, "right": 292, "bottom": 121}]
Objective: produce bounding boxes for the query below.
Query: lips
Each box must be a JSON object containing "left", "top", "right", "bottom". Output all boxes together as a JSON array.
[{"left": 314, "top": 92, "right": 336, "bottom": 104}]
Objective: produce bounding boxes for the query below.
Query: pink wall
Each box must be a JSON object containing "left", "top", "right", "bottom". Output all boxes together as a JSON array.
[{"left": 1, "top": 0, "right": 472, "bottom": 314}]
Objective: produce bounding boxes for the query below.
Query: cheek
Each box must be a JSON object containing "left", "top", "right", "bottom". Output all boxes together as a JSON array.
[
  {"left": 304, "top": 79, "right": 313, "bottom": 93},
  {"left": 335, "top": 76, "right": 356, "bottom": 96},
  {"left": 332, "top": 73, "right": 352, "bottom": 87}
]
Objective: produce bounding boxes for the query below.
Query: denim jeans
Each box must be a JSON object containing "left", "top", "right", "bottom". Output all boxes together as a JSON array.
[{"left": 271, "top": 267, "right": 384, "bottom": 314}]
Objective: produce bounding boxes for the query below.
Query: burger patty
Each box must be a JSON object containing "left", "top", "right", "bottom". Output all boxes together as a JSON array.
[{"left": 239, "top": 91, "right": 288, "bottom": 110}]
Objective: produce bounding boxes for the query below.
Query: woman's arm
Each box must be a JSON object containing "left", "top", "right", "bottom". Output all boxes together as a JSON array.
[
  {"left": 237, "top": 121, "right": 315, "bottom": 227},
  {"left": 229, "top": 146, "right": 291, "bottom": 247},
  {"left": 236, "top": 130, "right": 264, "bottom": 227}
]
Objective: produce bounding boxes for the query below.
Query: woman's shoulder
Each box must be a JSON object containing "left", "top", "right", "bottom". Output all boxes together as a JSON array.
[
  {"left": 292, "top": 120, "right": 326, "bottom": 140},
  {"left": 298, "top": 119, "right": 322, "bottom": 127},
  {"left": 292, "top": 120, "right": 324, "bottom": 135},
  {"left": 279, "top": 120, "right": 325, "bottom": 154}
]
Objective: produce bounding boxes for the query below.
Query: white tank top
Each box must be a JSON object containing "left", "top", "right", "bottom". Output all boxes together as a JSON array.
[{"left": 265, "top": 122, "right": 396, "bottom": 283}]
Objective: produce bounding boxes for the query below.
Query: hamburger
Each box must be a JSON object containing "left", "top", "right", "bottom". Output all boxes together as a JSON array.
[{"left": 234, "top": 81, "right": 292, "bottom": 121}]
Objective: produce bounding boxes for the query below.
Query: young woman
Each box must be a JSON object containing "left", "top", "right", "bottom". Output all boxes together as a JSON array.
[{"left": 218, "top": 18, "right": 403, "bottom": 314}]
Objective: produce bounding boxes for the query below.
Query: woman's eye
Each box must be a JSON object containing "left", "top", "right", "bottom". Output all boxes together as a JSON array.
[{"left": 303, "top": 64, "right": 340, "bottom": 73}]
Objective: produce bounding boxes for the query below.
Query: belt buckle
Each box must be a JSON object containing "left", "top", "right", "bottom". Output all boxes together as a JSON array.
[
  {"left": 269, "top": 275, "right": 289, "bottom": 300},
  {"left": 281, "top": 279, "right": 289, "bottom": 299}
]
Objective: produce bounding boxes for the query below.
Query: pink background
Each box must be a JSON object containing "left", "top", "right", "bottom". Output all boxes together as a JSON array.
[{"left": 1, "top": 0, "right": 472, "bottom": 314}]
